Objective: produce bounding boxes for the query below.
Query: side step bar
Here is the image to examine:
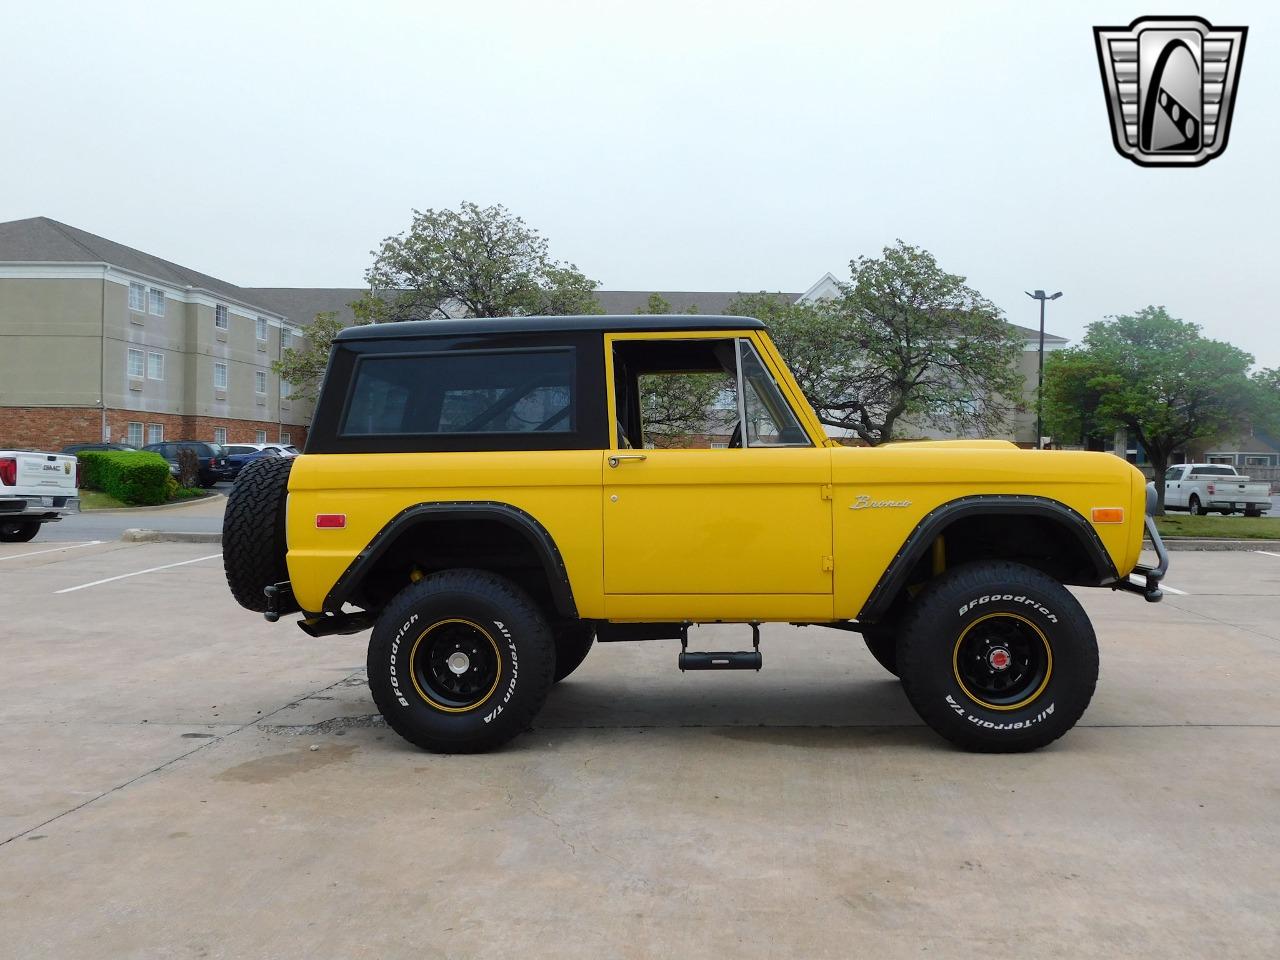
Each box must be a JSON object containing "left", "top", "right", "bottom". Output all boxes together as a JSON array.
[{"left": 678, "top": 623, "right": 763, "bottom": 671}]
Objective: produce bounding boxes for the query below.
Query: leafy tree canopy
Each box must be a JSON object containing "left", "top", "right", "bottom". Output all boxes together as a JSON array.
[
  {"left": 271, "top": 312, "right": 345, "bottom": 405},
  {"left": 352, "top": 202, "right": 600, "bottom": 322},
  {"left": 1042, "top": 306, "right": 1256, "bottom": 511},
  {"left": 732, "top": 243, "right": 1023, "bottom": 445}
]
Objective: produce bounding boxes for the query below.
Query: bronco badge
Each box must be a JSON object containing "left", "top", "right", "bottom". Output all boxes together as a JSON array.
[{"left": 1094, "top": 16, "right": 1247, "bottom": 167}]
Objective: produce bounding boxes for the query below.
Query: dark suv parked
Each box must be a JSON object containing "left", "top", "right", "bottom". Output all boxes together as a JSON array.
[{"left": 142, "top": 442, "right": 232, "bottom": 487}]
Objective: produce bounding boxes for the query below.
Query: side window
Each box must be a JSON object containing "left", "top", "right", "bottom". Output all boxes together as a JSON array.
[
  {"left": 1164, "top": 466, "right": 1182, "bottom": 482},
  {"left": 342, "top": 349, "right": 575, "bottom": 437},
  {"left": 738, "top": 340, "right": 810, "bottom": 447},
  {"left": 612, "top": 338, "right": 738, "bottom": 449}
]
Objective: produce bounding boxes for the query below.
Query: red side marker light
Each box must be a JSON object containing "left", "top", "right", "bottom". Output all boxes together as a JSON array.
[{"left": 316, "top": 514, "right": 346, "bottom": 529}]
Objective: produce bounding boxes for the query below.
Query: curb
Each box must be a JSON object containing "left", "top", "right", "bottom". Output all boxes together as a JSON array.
[
  {"left": 122, "top": 529, "right": 222, "bottom": 544},
  {"left": 87, "top": 491, "right": 225, "bottom": 514},
  {"left": 1160, "top": 538, "right": 1280, "bottom": 551}
]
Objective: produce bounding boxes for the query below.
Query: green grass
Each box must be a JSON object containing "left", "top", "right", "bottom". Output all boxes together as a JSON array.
[
  {"left": 78, "top": 489, "right": 128, "bottom": 510},
  {"left": 80, "top": 486, "right": 207, "bottom": 510},
  {"left": 1156, "top": 513, "right": 1280, "bottom": 540}
]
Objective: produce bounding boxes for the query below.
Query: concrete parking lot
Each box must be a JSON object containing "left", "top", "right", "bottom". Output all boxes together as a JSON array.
[{"left": 1, "top": 541, "right": 1277, "bottom": 959}]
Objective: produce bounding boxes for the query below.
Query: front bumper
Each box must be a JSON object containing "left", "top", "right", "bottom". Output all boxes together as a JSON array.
[
  {"left": 1116, "top": 514, "right": 1168, "bottom": 602},
  {"left": 0, "top": 496, "right": 80, "bottom": 520}
]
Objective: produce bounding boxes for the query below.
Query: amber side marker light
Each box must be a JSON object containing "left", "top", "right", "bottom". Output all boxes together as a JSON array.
[
  {"left": 316, "top": 514, "right": 347, "bottom": 529},
  {"left": 1091, "top": 507, "right": 1125, "bottom": 524}
]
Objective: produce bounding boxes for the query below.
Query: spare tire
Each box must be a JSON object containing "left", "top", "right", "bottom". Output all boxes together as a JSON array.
[{"left": 223, "top": 456, "right": 294, "bottom": 612}]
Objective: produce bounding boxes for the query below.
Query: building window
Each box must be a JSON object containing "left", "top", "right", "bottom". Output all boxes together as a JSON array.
[
  {"left": 147, "top": 351, "right": 164, "bottom": 380},
  {"left": 127, "top": 422, "right": 144, "bottom": 446},
  {"left": 280, "top": 379, "right": 292, "bottom": 399},
  {"left": 255, "top": 370, "right": 267, "bottom": 394},
  {"left": 148, "top": 288, "right": 165, "bottom": 316},
  {"left": 214, "top": 427, "right": 227, "bottom": 445},
  {"left": 147, "top": 423, "right": 164, "bottom": 444},
  {"left": 256, "top": 317, "right": 268, "bottom": 340},
  {"left": 215, "top": 304, "right": 229, "bottom": 330},
  {"left": 129, "top": 282, "right": 146, "bottom": 312},
  {"left": 280, "top": 432, "right": 291, "bottom": 445},
  {"left": 255, "top": 430, "right": 267, "bottom": 444},
  {"left": 127, "top": 348, "right": 145, "bottom": 379},
  {"left": 214, "top": 361, "right": 228, "bottom": 390}
]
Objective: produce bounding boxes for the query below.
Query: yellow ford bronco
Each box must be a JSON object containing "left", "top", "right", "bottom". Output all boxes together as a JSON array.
[{"left": 223, "top": 315, "right": 1168, "bottom": 754}]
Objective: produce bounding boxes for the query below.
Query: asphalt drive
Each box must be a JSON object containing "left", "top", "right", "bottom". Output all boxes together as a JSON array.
[{"left": 0, "top": 540, "right": 1277, "bottom": 959}]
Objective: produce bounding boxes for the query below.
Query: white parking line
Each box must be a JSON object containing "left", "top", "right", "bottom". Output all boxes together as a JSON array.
[
  {"left": 1254, "top": 550, "right": 1280, "bottom": 559},
  {"left": 0, "top": 541, "right": 104, "bottom": 561},
  {"left": 1130, "top": 573, "right": 1187, "bottom": 596},
  {"left": 55, "top": 553, "right": 223, "bottom": 594}
]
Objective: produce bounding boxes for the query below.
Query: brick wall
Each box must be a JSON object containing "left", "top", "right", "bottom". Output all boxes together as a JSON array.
[
  {"left": 0, "top": 406, "right": 307, "bottom": 450},
  {"left": 0, "top": 406, "right": 103, "bottom": 450}
]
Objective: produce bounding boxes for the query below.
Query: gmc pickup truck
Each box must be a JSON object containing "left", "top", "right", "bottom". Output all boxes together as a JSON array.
[
  {"left": 1162, "top": 463, "right": 1272, "bottom": 517},
  {"left": 0, "top": 450, "right": 80, "bottom": 542}
]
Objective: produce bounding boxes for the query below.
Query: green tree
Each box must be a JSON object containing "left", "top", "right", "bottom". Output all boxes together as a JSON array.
[
  {"left": 1250, "top": 367, "right": 1280, "bottom": 438},
  {"left": 353, "top": 202, "right": 601, "bottom": 322},
  {"left": 731, "top": 243, "right": 1023, "bottom": 444},
  {"left": 271, "top": 312, "right": 346, "bottom": 405},
  {"left": 1042, "top": 306, "right": 1256, "bottom": 513},
  {"left": 635, "top": 294, "right": 728, "bottom": 445}
]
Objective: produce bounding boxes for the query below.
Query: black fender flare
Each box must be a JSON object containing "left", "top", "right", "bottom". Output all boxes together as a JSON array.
[
  {"left": 322, "top": 501, "right": 577, "bottom": 618},
  {"left": 857, "top": 494, "right": 1119, "bottom": 622}
]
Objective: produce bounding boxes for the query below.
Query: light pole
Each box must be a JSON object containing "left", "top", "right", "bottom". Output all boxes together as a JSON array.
[{"left": 1025, "top": 289, "right": 1062, "bottom": 450}]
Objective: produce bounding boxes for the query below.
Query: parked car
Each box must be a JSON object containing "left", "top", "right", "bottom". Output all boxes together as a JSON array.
[
  {"left": 229, "top": 442, "right": 300, "bottom": 458},
  {"left": 0, "top": 449, "right": 80, "bottom": 542},
  {"left": 223, "top": 444, "right": 281, "bottom": 480},
  {"left": 1162, "top": 463, "right": 1272, "bottom": 517},
  {"left": 141, "top": 441, "right": 232, "bottom": 487},
  {"left": 222, "top": 313, "right": 1168, "bottom": 756},
  {"left": 61, "top": 442, "right": 138, "bottom": 454}
]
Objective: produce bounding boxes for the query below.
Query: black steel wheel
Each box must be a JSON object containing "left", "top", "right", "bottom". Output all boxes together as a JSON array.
[
  {"left": 410, "top": 619, "right": 502, "bottom": 710},
  {"left": 952, "top": 613, "right": 1051, "bottom": 710}
]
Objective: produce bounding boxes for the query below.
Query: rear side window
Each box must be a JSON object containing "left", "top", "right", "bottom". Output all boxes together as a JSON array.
[{"left": 341, "top": 349, "right": 575, "bottom": 437}]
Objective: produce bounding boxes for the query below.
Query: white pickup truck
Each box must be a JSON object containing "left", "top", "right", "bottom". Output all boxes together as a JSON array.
[
  {"left": 0, "top": 450, "right": 81, "bottom": 542},
  {"left": 1162, "top": 463, "right": 1272, "bottom": 517}
]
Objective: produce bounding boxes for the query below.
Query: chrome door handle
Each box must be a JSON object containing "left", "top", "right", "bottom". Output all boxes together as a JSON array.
[{"left": 608, "top": 454, "right": 648, "bottom": 468}]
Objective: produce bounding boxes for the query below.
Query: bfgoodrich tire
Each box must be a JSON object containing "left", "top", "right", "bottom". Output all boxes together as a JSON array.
[
  {"left": 898, "top": 561, "right": 1098, "bottom": 753},
  {"left": 368, "top": 569, "right": 556, "bottom": 753},
  {"left": 222, "top": 456, "right": 293, "bottom": 612},
  {"left": 552, "top": 621, "right": 595, "bottom": 683}
]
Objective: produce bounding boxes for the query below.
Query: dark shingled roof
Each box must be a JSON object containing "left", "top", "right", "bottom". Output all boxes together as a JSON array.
[
  {"left": 242, "top": 287, "right": 371, "bottom": 328},
  {"left": 0, "top": 216, "right": 264, "bottom": 308}
]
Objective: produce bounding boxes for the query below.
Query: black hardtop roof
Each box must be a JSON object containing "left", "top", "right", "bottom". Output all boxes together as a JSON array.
[{"left": 334, "top": 314, "right": 767, "bottom": 342}]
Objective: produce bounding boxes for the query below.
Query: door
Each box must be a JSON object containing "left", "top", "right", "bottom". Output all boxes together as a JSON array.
[{"left": 601, "top": 332, "right": 833, "bottom": 620}]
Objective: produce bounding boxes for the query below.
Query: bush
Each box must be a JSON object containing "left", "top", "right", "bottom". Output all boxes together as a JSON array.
[{"left": 75, "top": 451, "right": 171, "bottom": 506}]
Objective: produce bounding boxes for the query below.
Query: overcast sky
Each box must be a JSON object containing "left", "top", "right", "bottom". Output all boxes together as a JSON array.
[{"left": 5, "top": 1, "right": 1277, "bottom": 364}]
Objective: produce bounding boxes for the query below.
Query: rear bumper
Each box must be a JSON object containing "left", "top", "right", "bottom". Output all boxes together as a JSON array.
[
  {"left": 1116, "top": 514, "right": 1168, "bottom": 602},
  {"left": 0, "top": 495, "right": 80, "bottom": 520},
  {"left": 1207, "top": 500, "right": 1270, "bottom": 512}
]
